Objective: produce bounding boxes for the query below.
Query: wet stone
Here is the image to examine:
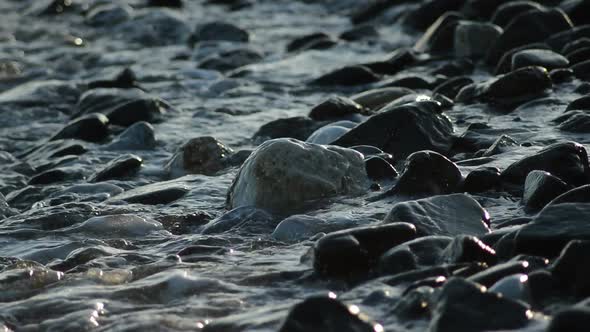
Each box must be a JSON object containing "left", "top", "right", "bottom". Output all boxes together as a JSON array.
[
  {"left": 351, "top": 87, "right": 414, "bottom": 112},
  {"left": 572, "top": 59, "right": 590, "bottom": 80},
  {"left": 389, "top": 150, "right": 462, "bottom": 196},
  {"left": 565, "top": 47, "right": 590, "bottom": 65},
  {"left": 522, "top": 170, "right": 569, "bottom": 212},
  {"left": 432, "top": 76, "right": 474, "bottom": 100},
  {"left": 308, "top": 96, "right": 364, "bottom": 122},
  {"left": 454, "top": 21, "right": 503, "bottom": 58},
  {"left": 566, "top": 95, "right": 590, "bottom": 111},
  {"left": 147, "top": 0, "right": 183, "bottom": 8},
  {"left": 117, "top": 9, "right": 192, "bottom": 46},
  {"left": 332, "top": 101, "right": 454, "bottom": 160},
  {"left": 310, "top": 65, "right": 380, "bottom": 86},
  {"left": 548, "top": 308, "right": 590, "bottom": 332},
  {"left": 562, "top": 38, "right": 590, "bottom": 55},
  {"left": 305, "top": 122, "right": 353, "bottom": 145},
  {"left": 557, "top": 112, "right": 590, "bottom": 132},
  {"left": 191, "top": 21, "right": 249, "bottom": 43},
  {"left": 550, "top": 68, "right": 575, "bottom": 84},
  {"left": 494, "top": 42, "right": 551, "bottom": 75},
  {"left": 383, "top": 194, "right": 491, "bottom": 237},
  {"left": 85, "top": 3, "right": 132, "bottom": 27},
  {"left": 286, "top": 32, "right": 336, "bottom": 53},
  {"left": 490, "top": 1, "right": 544, "bottom": 28},
  {"left": 227, "top": 138, "right": 369, "bottom": 214},
  {"left": 50, "top": 113, "right": 109, "bottom": 143},
  {"left": 439, "top": 235, "right": 497, "bottom": 266},
  {"left": 104, "top": 121, "right": 156, "bottom": 151},
  {"left": 364, "top": 156, "right": 398, "bottom": 181},
  {"left": 463, "top": 166, "right": 501, "bottom": 193},
  {"left": 429, "top": 277, "right": 531, "bottom": 332},
  {"left": 405, "top": 0, "right": 465, "bottom": 31},
  {"left": 547, "top": 184, "right": 590, "bottom": 206},
  {"left": 547, "top": 25, "right": 590, "bottom": 51},
  {"left": 87, "top": 154, "right": 143, "bottom": 183},
  {"left": 561, "top": 0, "right": 590, "bottom": 26},
  {"left": 109, "top": 182, "right": 189, "bottom": 205},
  {"left": 489, "top": 273, "right": 532, "bottom": 303},
  {"left": 511, "top": 49, "right": 569, "bottom": 71},
  {"left": 253, "top": 116, "right": 325, "bottom": 142},
  {"left": 550, "top": 240, "right": 590, "bottom": 298},
  {"left": 106, "top": 98, "right": 170, "bottom": 127},
  {"left": 501, "top": 142, "right": 590, "bottom": 187},
  {"left": 279, "top": 296, "right": 377, "bottom": 332},
  {"left": 199, "top": 48, "right": 263, "bottom": 72},
  {"left": 378, "top": 236, "right": 453, "bottom": 275},
  {"left": 29, "top": 167, "right": 81, "bottom": 185},
  {"left": 340, "top": 25, "right": 378, "bottom": 41},
  {"left": 414, "top": 12, "right": 463, "bottom": 54},
  {"left": 165, "top": 136, "right": 233, "bottom": 178},
  {"left": 313, "top": 222, "right": 417, "bottom": 277}
]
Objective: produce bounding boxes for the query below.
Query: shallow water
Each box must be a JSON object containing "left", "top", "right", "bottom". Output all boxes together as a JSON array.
[{"left": 0, "top": 0, "right": 588, "bottom": 331}]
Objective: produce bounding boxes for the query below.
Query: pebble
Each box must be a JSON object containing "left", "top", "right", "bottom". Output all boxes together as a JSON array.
[
  {"left": 286, "top": 32, "right": 337, "bottom": 52},
  {"left": 117, "top": 9, "right": 192, "bottom": 46},
  {"left": 165, "top": 136, "right": 233, "bottom": 178},
  {"left": 489, "top": 273, "right": 532, "bottom": 303},
  {"left": 226, "top": 138, "right": 369, "bottom": 214},
  {"left": 199, "top": 48, "right": 263, "bottom": 71},
  {"left": 340, "top": 25, "right": 378, "bottom": 41},
  {"left": 253, "top": 116, "right": 325, "bottom": 142},
  {"left": 494, "top": 42, "right": 551, "bottom": 74},
  {"left": 311, "top": 65, "right": 380, "bottom": 86},
  {"left": 305, "top": 124, "right": 351, "bottom": 145},
  {"left": 383, "top": 193, "right": 491, "bottom": 237},
  {"left": 463, "top": 166, "right": 501, "bottom": 193},
  {"left": 378, "top": 236, "right": 452, "bottom": 275},
  {"left": 50, "top": 113, "right": 109, "bottom": 143},
  {"left": 433, "top": 76, "right": 474, "bottom": 100},
  {"left": 548, "top": 308, "right": 590, "bottom": 332},
  {"left": 511, "top": 49, "right": 570, "bottom": 71},
  {"left": 454, "top": 21, "right": 503, "bottom": 58},
  {"left": 333, "top": 101, "right": 454, "bottom": 160},
  {"left": 562, "top": 38, "right": 590, "bottom": 55},
  {"left": 439, "top": 235, "right": 497, "bottom": 265},
  {"left": 522, "top": 170, "right": 569, "bottom": 212},
  {"left": 565, "top": 47, "right": 590, "bottom": 65},
  {"left": 414, "top": 12, "right": 463, "bottom": 54},
  {"left": 572, "top": 59, "right": 590, "bottom": 80},
  {"left": 562, "top": 0, "right": 590, "bottom": 26},
  {"left": 313, "top": 222, "right": 417, "bottom": 277},
  {"left": 550, "top": 240, "right": 590, "bottom": 298},
  {"left": 76, "top": 214, "right": 164, "bottom": 237},
  {"left": 201, "top": 206, "right": 274, "bottom": 235},
  {"left": 308, "top": 96, "right": 364, "bottom": 121},
  {"left": 109, "top": 182, "right": 189, "bottom": 205},
  {"left": 547, "top": 184, "right": 590, "bottom": 206},
  {"left": 104, "top": 121, "right": 157, "bottom": 150},
  {"left": 364, "top": 156, "right": 398, "bottom": 180},
  {"left": 85, "top": 3, "right": 133, "bottom": 27},
  {"left": 87, "top": 154, "right": 143, "bottom": 183},
  {"left": 490, "top": 1, "right": 544, "bottom": 28},
  {"left": 192, "top": 21, "right": 249, "bottom": 43}
]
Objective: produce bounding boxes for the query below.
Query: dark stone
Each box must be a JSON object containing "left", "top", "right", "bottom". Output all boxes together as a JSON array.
[
  {"left": 457, "top": 66, "right": 552, "bottom": 109},
  {"left": 514, "top": 203, "right": 590, "bottom": 257},
  {"left": 109, "top": 182, "right": 189, "bottom": 205},
  {"left": 50, "top": 113, "right": 109, "bottom": 143},
  {"left": 550, "top": 68, "right": 575, "bottom": 83},
  {"left": 88, "top": 154, "right": 143, "bottom": 183},
  {"left": 278, "top": 296, "right": 376, "bottom": 332},
  {"left": 468, "top": 261, "right": 532, "bottom": 287},
  {"left": 405, "top": 0, "right": 466, "bottom": 31},
  {"left": 29, "top": 168, "right": 69, "bottom": 185},
  {"left": 512, "top": 49, "right": 569, "bottom": 71},
  {"left": 147, "top": 0, "right": 183, "bottom": 8},
  {"left": 88, "top": 68, "right": 140, "bottom": 90},
  {"left": 380, "top": 75, "right": 437, "bottom": 90},
  {"left": 313, "top": 222, "right": 417, "bottom": 277},
  {"left": 201, "top": 206, "right": 274, "bottom": 235},
  {"left": 461, "top": 0, "right": 512, "bottom": 20},
  {"left": 286, "top": 32, "right": 336, "bottom": 52},
  {"left": 566, "top": 95, "right": 590, "bottom": 111},
  {"left": 310, "top": 65, "right": 380, "bottom": 86},
  {"left": 433, "top": 76, "right": 474, "bottom": 100},
  {"left": 486, "top": 8, "right": 574, "bottom": 66},
  {"left": 340, "top": 25, "right": 378, "bottom": 41},
  {"left": 389, "top": 151, "right": 462, "bottom": 196},
  {"left": 557, "top": 111, "right": 590, "bottom": 132},
  {"left": 191, "top": 22, "right": 249, "bottom": 43},
  {"left": 572, "top": 59, "right": 590, "bottom": 80},
  {"left": 378, "top": 236, "right": 452, "bottom": 275},
  {"left": 105, "top": 121, "right": 157, "bottom": 150},
  {"left": 332, "top": 101, "right": 454, "bottom": 160},
  {"left": 463, "top": 166, "right": 501, "bottom": 193},
  {"left": 566, "top": 47, "right": 590, "bottom": 65},
  {"left": 362, "top": 48, "right": 419, "bottom": 75},
  {"left": 480, "top": 134, "right": 518, "bottom": 157},
  {"left": 37, "top": 0, "right": 77, "bottom": 15},
  {"left": 413, "top": 12, "right": 463, "bottom": 53},
  {"left": 454, "top": 21, "right": 503, "bottom": 58},
  {"left": 562, "top": 38, "right": 590, "bottom": 55},
  {"left": 490, "top": 1, "right": 544, "bottom": 28},
  {"left": 199, "top": 48, "right": 263, "bottom": 71},
  {"left": 548, "top": 308, "right": 590, "bottom": 332},
  {"left": 527, "top": 270, "right": 560, "bottom": 306},
  {"left": 350, "top": 0, "right": 408, "bottom": 25},
  {"left": 522, "top": 170, "right": 569, "bottom": 212},
  {"left": 253, "top": 116, "right": 325, "bottom": 142},
  {"left": 365, "top": 156, "right": 398, "bottom": 180},
  {"left": 547, "top": 25, "right": 590, "bottom": 51},
  {"left": 550, "top": 240, "right": 590, "bottom": 298},
  {"left": 561, "top": 0, "right": 590, "bottom": 26},
  {"left": 308, "top": 97, "right": 364, "bottom": 121},
  {"left": 440, "top": 235, "right": 497, "bottom": 265},
  {"left": 107, "top": 98, "right": 169, "bottom": 126},
  {"left": 431, "top": 58, "right": 475, "bottom": 77},
  {"left": 429, "top": 277, "right": 531, "bottom": 332},
  {"left": 383, "top": 194, "right": 490, "bottom": 237},
  {"left": 351, "top": 87, "right": 414, "bottom": 112},
  {"left": 501, "top": 142, "right": 590, "bottom": 186},
  {"left": 547, "top": 184, "right": 590, "bottom": 206},
  {"left": 494, "top": 42, "right": 550, "bottom": 75}
]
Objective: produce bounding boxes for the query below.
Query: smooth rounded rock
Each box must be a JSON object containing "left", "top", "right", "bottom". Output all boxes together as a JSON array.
[
  {"left": 165, "top": 136, "right": 233, "bottom": 178},
  {"left": 463, "top": 167, "right": 501, "bottom": 193},
  {"left": 489, "top": 273, "right": 532, "bottom": 303},
  {"left": 286, "top": 32, "right": 336, "bottom": 53},
  {"left": 548, "top": 308, "right": 590, "bottom": 332},
  {"left": 547, "top": 184, "right": 590, "bottom": 206},
  {"left": 272, "top": 215, "right": 328, "bottom": 243},
  {"left": 50, "top": 113, "right": 109, "bottom": 143},
  {"left": 572, "top": 59, "right": 590, "bottom": 80},
  {"left": 88, "top": 154, "right": 143, "bottom": 183},
  {"left": 192, "top": 21, "right": 248, "bottom": 43},
  {"left": 308, "top": 97, "right": 364, "bottom": 121},
  {"left": 522, "top": 170, "right": 569, "bottom": 212},
  {"left": 253, "top": 116, "right": 325, "bottom": 142},
  {"left": 364, "top": 156, "right": 398, "bottom": 180},
  {"left": 306, "top": 124, "right": 351, "bottom": 145},
  {"left": 226, "top": 138, "right": 369, "bottom": 214},
  {"left": 77, "top": 214, "right": 164, "bottom": 237},
  {"left": 454, "top": 21, "right": 502, "bottom": 58},
  {"left": 511, "top": 49, "right": 569, "bottom": 71},
  {"left": 550, "top": 240, "right": 590, "bottom": 298},
  {"left": 490, "top": 1, "right": 544, "bottom": 28},
  {"left": 104, "top": 121, "right": 157, "bottom": 150},
  {"left": 311, "top": 65, "right": 380, "bottom": 86}
]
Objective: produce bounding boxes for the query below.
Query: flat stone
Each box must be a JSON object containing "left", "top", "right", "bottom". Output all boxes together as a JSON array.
[
  {"left": 88, "top": 154, "right": 143, "bottom": 183},
  {"left": 511, "top": 49, "right": 570, "bottom": 71}
]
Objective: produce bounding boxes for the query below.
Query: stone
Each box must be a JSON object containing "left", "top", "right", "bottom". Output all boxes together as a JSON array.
[
  {"left": 192, "top": 21, "right": 248, "bottom": 43},
  {"left": 572, "top": 59, "right": 590, "bottom": 80},
  {"left": 350, "top": 0, "right": 398, "bottom": 24},
  {"left": 562, "top": 38, "right": 590, "bottom": 55},
  {"left": 433, "top": 76, "right": 474, "bottom": 100},
  {"left": 332, "top": 101, "right": 454, "bottom": 160},
  {"left": 201, "top": 206, "right": 274, "bottom": 235},
  {"left": 566, "top": 95, "right": 590, "bottom": 111},
  {"left": 378, "top": 236, "right": 452, "bottom": 275},
  {"left": 253, "top": 117, "right": 325, "bottom": 142},
  {"left": 278, "top": 296, "right": 377, "bottom": 332},
  {"left": 566, "top": 47, "right": 590, "bottom": 65},
  {"left": 468, "top": 261, "right": 533, "bottom": 287},
  {"left": 406, "top": 0, "right": 466, "bottom": 31},
  {"left": 522, "top": 170, "right": 569, "bottom": 212},
  {"left": 28, "top": 167, "right": 81, "bottom": 185},
  {"left": 310, "top": 65, "right": 380, "bottom": 86},
  {"left": 548, "top": 308, "right": 590, "bottom": 332},
  {"left": 104, "top": 121, "right": 157, "bottom": 150},
  {"left": 547, "top": 184, "right": 590, "bottom": 206},
  {"left": 414, "top": 12, "right": 464, "bottom": 54},
  {"left": 494, "top": 42, "right": 551, "bottom": 74},
  {"left": 454, "top": 21, "right": 503, "bottom": 58},
  {"left": 50, "top": 113, "right": 109, "bottom": 143},
  {"left": 147, "top": 0, "right": 183, "bottom": 8},
  {"left": 514, "top": 203, "right": 590, "bottom": 257},
  {"left": 561, "top": 0, "right": 590, "bottom": 26},
  {"left": 389, "top": 151, "right": 462, "bottom": 196},
  {"left": 501, "top": 142, "right": 590, "bottom": 186},
  {"left": 439, "top": 235, "right": 497, "bottom": 265},
  {"left": 313, "top": 222, "right": 417, "bottom": 277},
  {"left": 429, "top": 278, "right": 531, "bottom": 332},
  {"left": 286, "top": 32, "right": 336, "bottom": 52},
  {"left": 456, "top": 66, "right": 552, "bottom": 109},
  {"left": 364, "top": 156, "right": 398, "bottom": 180},
  {"left": 383, "top": 194, "right": 491, "bottom": 237},
  {"left": 363, "top": 48, "right": 420, "bottom": 75},
  {"left": 117, "top": 9, "right": 192, "bottom": 46},
  {"left": 199, "top": 48, "right": 262, "bottom": 72},
  {"left": 106, "top": 98, "right": 169, "bottom": 126},
  {"left": 165, "top": 136, "right": 233, "bottom": 178},
  {"left": 109, "top": 181, "right": 189, "bottom": 205},
  {"left": 272, "top": 215, "right": 328, "bottom": 243},
  {"left": 85, "top": 3, "right": 132, "bottom": 27},
  {"left": 76, "top": 214, "right": 164, "bottom": 237},
  {"left": 550, "top": 68, "right": 575, "bottom": 84},
  {"left": 488, "top": 273, "right": 532, "bottom": 303},
  {"left": 550, "top": 240, "right": 590, "bottom": 298},
  {"left": 463, "top": 167, "right": 501, "bottom": 193},
  {"left": 74, "top": 88, "right": 145, "bottom": 118},
  {"left": 308, "top": 97, "right": 364, "bottom": 121},
  {"left": 547, "top": 25, "right": 590, "bottom": 51},
  {"left": 88, "top": 154, "right": 143, "bottom": 183},
  {"left": 486, "top": 8, "right": 574, "bottom": 65},
  {"left": 511, "top": 49, "right": 569, "bottom": 71},
  {"left": 480, "top": 134, "right": 518, "bottom": 157},
  {"left": 87, "top": 68, "right": 141, "bottom": 90},
  {"left": 340, "top": 25, "right": 378, "bottom": 41},
  {"left": 306, "top": 123, "right": 352, "bottom": 145},
  {"left": 490, "top": 1, "right": 544, "bottom": 28},
  {"left": 461, "top": 0, "right": 513, "bottom": 20},
  {"left": 226, "top": 138, "right": 369, "bottom": 214}
]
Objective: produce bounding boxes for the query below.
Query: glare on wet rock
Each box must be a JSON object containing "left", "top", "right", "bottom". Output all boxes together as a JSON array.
[{"left": 76, "top": 214, "right": 164, "bottom": 237}]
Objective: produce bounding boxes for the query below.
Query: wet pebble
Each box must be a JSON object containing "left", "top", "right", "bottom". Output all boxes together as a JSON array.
[
  {"left": 463, "top": 166, "right": 501, "bottom": 193},
  {"left": 50, "top": 113, "right": 109, "bottom": 143},
  {"left": 522, "top": 170, "right": 569, "bottom": 212},
  {"left": 311, "top": 65, "right": 380, "bottom": 86},
  {"left": 308, "top": 96, "right": 364, "bottom": 121},
  {"left": 454, "top": 21, "right": 502, "bottom": 58},
  {"left": 104, "top": 121, "right": 156, "bottom": 151},
  {"left": 191, "top": 21, "right": 249, "bottom": 43},
  {"left": 165, "top": 136, "right": 233, "bottom": 178},
  {"left": 511, "top": 49, "right": 569, "bottom": 71},
  {"left": 87, "top": 154, "right": 143, "bottom": 183}
]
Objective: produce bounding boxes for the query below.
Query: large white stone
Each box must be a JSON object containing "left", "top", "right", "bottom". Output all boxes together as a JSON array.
[{"left": 227, "top": 138, "right": 369, "bottom": 214}]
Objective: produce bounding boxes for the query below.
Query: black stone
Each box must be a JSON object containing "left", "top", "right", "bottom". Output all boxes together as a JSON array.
[
  {"left": 413, "top": 12, "right": 463, "bottom": 54},
  {"left": 547, "top": 25, "right": 590, "bottom": 52},
  {"left": 490, "top": 1, "right": 543, "bottom": 28},
  {"left": 87, "top": 154, "right": 143, "bottom": 183},
  {"left": 501, "top": 142, "right": 590, "bottom": 186},
  {"left": 378, "top": 236, "right": 452, "bottom": 275},
  {"left": 87, "top": 68, "right": 140, "bottom": 90},
  {"left": 547, "top": 184, "right": 590, "bottom": 206},
  {"left": 107, "top": 98, "right": 169, "bottom": 126},
  {"left": 253, "top": 116, "right": 326, "bottom": 142},
  {"left": 433, "top": 76, "right": 474, "bottom": 100},
  {"left": 287, "top": 32, "right": 336, "bottom": 52},
  {"left": 548, "top": 308, "right": 590, "bottom": 332},
  {"left": 562, "top": 38, "right": 590, "bottom": 55},
  {"left": 511, "top": 49, "right": 569, "bottom": 71},
  {"left": 467, "top": 261, "right": 532, "bottom": 287},
  {"left": 109, "top": 183, "right": 189, "bottom": 205},
  {"left": 463, "top": 166, "right": 501, "bottom": 193},
  {"left": 362, "top": 48, "right": 419, "bottom": 75},
  {"left": 550, "top": 68, "right": 575, "bottom": 84},
  {"left": 310, "top": 65, "right": 380, "bottom": 86},
  {"left": 364, "top": 156, "right": 398, "bottom": 180},
  {"left": 566, "top": 95, "right": 590, "bottom": 111},
  {"left": 572, "top": 59, "right": 590, "bottom": 80},
  {"left": 557, "top": 111, "right": 590, "bottom": 132},
  {"left": 191, "top": 22, "right": 249, "bottom": 43},
  {"left": 199, "top": 48, "right": 263, "bottom": 72},
  {"left": 405, "top": 0, "right": 466, "bottom": 31},
  {"left": 550, "top": 240, "right": 590, "bottom": 298},
  {"left": 332, "top": 101, "right": 454, "bottom": 160},
  {"left": 29, "top": 168, "right": 69, "bottom": 185},
  {"left": 440, "top": 235, "right": 497, "bottom": 265},
  {"left": 308, "top": 97, "right": 364, "bottom": 121},
  {"left": 566, "top": 47, "right": 590, "bottom": 65},
  {"left": 147, "top": 0, "right": 183, "bottom": 8},
  {"left": 494, "top": 42, "right": 550, "bottom": 75},
  {"left": 561, "top": 0, "right": 590, "bottom": 26},
  {"left": 522, "top": 170, "right": 569, "bottom": 212},
  {"left": 340, "top": 25, "right": 378, "bottom": 41},
  {"left": 50, "top": 113, "right": 109, "bottom": 143}
]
